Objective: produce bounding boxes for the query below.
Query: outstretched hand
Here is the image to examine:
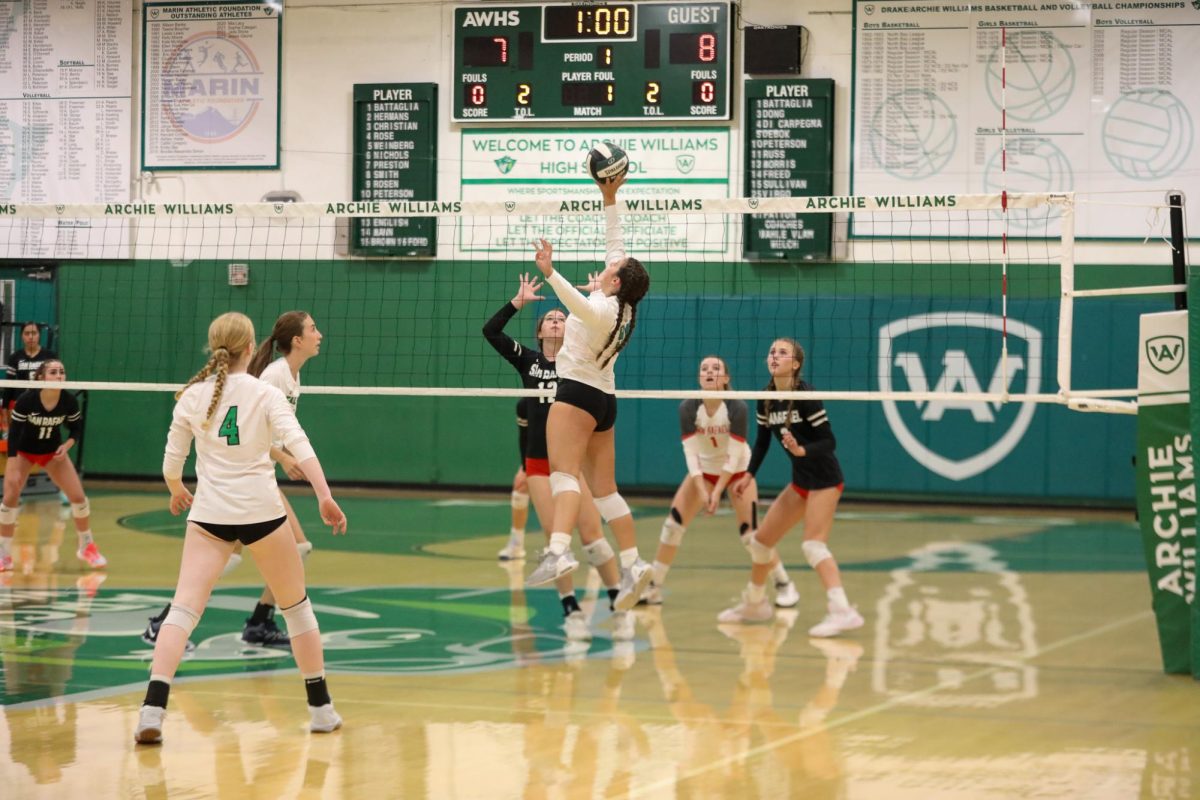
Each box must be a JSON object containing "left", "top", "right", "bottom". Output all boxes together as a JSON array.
[
  {"left": 577, "top": 271, "right": 602, "bottom": 293},
  {"left": 512, "top": 272, "right": 545, "bottom": 309},
  {"left": 532, "top": 238, "right": 555, "bottom": 278}
]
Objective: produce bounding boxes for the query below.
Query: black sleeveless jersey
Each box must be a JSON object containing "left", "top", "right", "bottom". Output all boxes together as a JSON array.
[{"left": 4, "top": 348, "right": 58, "bottom": 406}]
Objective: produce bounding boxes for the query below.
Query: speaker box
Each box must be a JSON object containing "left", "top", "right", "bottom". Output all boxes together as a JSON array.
[{"left": 743, "top": 26, "right": 802, "bottom": 75}]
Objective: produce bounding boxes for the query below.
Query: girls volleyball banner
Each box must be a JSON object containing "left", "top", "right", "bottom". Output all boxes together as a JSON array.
[{"left": 851, "top": 0, "right": 1200, "bottom": 239}]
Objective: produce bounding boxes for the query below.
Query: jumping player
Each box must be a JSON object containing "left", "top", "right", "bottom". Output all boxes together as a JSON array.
[
  {"left": 484, "top": 278, "right": 632, "bottom": 641},
  {"left": 531, "top": 172, "right": 652, "bottom": 612}
]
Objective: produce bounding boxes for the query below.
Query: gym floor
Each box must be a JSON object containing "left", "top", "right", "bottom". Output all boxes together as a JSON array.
[{"left": 0, "top": 486, "right": 1192, "bottom": 799}]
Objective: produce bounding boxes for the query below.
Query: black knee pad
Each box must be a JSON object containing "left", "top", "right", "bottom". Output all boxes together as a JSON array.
[{"left": 670, "top": 506, "right": 683, "bottom": 524}]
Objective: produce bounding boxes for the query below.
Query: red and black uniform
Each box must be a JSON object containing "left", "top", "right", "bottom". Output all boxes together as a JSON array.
[
  {"left": 8, "top": 389, "right": 82, "bottom": 467},
  {"left": 484, "top": 302, "right": 557, "bottom": 476},
  {"left": 747, "top": 381, "right": 844, "bottom": 496},
  {"left": 515, "top": 397, "right": 529, "bottom": 467},
  {"left": 4, "top": 348, "right": 58, "bottom": 407}
]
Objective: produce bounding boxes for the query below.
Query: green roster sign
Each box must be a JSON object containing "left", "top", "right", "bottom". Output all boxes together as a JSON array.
[
  {"left": 352, "top": 83, "right": 438, "bottom": 256},
  {"left": 743, "top": 78, "right": 834, "bottom": 261}
]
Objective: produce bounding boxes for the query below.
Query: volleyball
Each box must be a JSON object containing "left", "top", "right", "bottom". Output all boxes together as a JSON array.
[
  {"left": 1102, "top": 89, "right": 1194, "bottom": 180},
  {"left": 587, "top": 141, "right": 629, "bottom": 181}
]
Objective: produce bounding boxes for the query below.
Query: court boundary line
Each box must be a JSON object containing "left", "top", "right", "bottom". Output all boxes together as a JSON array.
[{"left": 622, "top": 608, "right": 1155, "bottom": 799}]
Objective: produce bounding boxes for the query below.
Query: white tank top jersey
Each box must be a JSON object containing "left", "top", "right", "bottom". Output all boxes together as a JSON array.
[
  {"left": 258, "top": 357, "right": 300, "bottom": 450},
  {"left": 163, "top": 372, "right": 316, "bottom": 525},
  {"left": 679, "top": 399, "right": 752, "bottom": 476},
  {"left": 547, "top": 204, "right": 632, "bottom": 395}
]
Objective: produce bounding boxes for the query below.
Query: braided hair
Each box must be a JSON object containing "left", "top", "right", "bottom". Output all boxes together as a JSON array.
[
  {"left": 248, "top": 310, "right": 310, "bottom": 377},
  {"left": 177, "top": 312, "right": 255, "bottom": 429},
  {"left": 598, "top": 257, "right": 650, "bottom": 369}
]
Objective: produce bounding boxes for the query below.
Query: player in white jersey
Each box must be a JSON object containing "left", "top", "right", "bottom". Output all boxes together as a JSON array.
[
  {"left": 135, "top": 312, "right": 347, "bottom": 745},
  {"left": 531, "top": 172, "right": 652, "bottom": 612},
  {"left": 140, "top": 311, "right": 323, "bottom": 649},
  {"left": 640, "top": 356, "right": 799, "bottom": 607}
]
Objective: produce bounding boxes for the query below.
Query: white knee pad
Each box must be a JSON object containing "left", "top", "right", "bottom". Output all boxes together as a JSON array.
[
  {"left": 163, "top": 603, "right": 200, "bottom": 637},
  {"left": 511, "top": 490, "right": 530, "bottom": 510},
  {"left": 281, "top": 595, "right": 319, "bottom": 638},
  {"left": 549, "top": 471, "right": 580, "bottom": 497},
  {"left": 593, "top": 492, "right": 631, "bottom": 523},
  {"left": 802, "top": 539, "right": 833, "bottom": 568},
  {"left": 748, "top": 534, "right": 776, "bottom": 565},
  {"left": 0, "top": 504, "right": 18, "bottom": 526},
  {"left": 297, "top": 541, "right": 313, "bottom": 562},
  {"left": 71, "top": 499, "right": 90, "bottom": 519},
  {"left": 660, "top": 517, "right": 686, "bottom": 546},
  {"left": 582, "top": 537, "right": 615, "bottom": 567}
]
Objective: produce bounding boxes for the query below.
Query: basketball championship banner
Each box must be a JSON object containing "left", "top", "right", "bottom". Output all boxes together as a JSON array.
[{"left": 1135, "top": 309, "right": 1195, "bottom": 675}]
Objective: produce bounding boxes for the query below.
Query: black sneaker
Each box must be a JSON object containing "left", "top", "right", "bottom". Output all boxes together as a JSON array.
[
  {"left": 142, "top": 615, "right": 196, "bottom": 652},
  {"left": 242, "top": 617, "right": 291, "bottom": 649}
]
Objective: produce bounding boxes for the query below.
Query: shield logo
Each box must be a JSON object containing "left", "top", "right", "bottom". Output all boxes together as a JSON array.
[
  {"left": 150, "top": 8, "right": 159, "bottom": 17},
  {"left": 878, "top": 312, "right": 1042, "bottom": 481},
  {"left": 747, "top": 198, "right": 760, "bottom": 209},
  {"left": 504, "top": 201, "right": 516, "bottom": 212},
  {"left": 55, "top": 205, "right": 65, "bottom": 214},
  {"left": 675, "top": 154, "right": 695, "bottom": 174},
  {"left": 494, "top": 156, "right": 517, "bottom": 175},
  {"left": 273, "top": 203, "right": 284, "bottom": 214},
  {"left": 1146, "top": 335, "right": 1184, "bottom": 375}
]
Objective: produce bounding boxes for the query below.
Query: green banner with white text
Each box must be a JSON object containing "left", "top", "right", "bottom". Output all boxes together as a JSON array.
[{"left": 1136, "top": 309, "right": 1195, "bottom": 675}]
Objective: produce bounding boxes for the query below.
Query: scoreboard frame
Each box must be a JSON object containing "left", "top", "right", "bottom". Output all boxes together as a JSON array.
[{"left": 452, "top": 2, "right": 733, "bottom": 122}]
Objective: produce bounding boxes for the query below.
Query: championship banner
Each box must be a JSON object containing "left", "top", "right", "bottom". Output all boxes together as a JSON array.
[{"left": 1135, "top": 309, "right": 1195, "bottom": 675}]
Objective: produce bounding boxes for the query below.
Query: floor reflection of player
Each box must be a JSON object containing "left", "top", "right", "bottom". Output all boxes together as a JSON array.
[
  {"left": 718, "top": 618, "right": 860, "bottom": 798},
  {"left": 1, "top": 518, "right": 101, "bottom": 786},
  {"left": 638, "top": 606, "right": 744, "bottom": 796}
]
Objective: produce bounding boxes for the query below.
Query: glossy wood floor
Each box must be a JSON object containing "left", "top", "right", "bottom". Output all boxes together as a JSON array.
[{"left": 0, "top": 487, "right": 1195, "bottom": 799}]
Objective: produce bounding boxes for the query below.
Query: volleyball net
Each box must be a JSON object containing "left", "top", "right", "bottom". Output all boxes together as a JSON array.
[{"left": 1, "top": 191, "right": 1175, "bottom": 413}]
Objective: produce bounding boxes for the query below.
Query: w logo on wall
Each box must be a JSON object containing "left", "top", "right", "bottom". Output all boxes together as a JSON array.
[{"left": 878, "top": 312, "right": 1043, "bottom": 481}]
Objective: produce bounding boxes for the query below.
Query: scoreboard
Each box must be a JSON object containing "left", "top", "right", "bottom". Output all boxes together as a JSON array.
[{"left": 452, "top": 2, "right": 732, "bottom": 122}]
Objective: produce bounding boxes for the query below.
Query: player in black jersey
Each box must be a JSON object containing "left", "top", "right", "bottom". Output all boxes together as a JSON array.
[
  {"left": 0, "top": 360, "right": 106, "bottom": 573},
  {"left": 483, "top": 273, "right": 630, "bottom": 642},
  {"left": 721, "top": 338, "right": 863, "bottom": 638},
  {"left": 498, "top": 398, "right": 532, "bottom": 561},
  {"left": 2, "top": 322, "right": 58, "bottom": 441}
]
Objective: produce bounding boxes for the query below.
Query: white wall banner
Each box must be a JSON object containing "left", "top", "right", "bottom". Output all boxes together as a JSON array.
[
  {"left": 0, "top": 0, "right": 132, "bottom": 257},
  {"left": 142, "top": 1, "right": 281, "bottom": 170},
  {"left": 456, "top": 128, "right": 731, "bottom": 259},
  {"left": 851, "top": 0, "right": 1200, "bottom": 239}
]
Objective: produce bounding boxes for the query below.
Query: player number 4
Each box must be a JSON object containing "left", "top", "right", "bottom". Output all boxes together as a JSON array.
[{"left": 219, "top": 406, "right": 241, "bottom": 445}]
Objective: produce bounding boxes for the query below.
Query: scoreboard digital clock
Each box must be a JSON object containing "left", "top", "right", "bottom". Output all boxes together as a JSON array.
[{"left": 453, "top": 2, "right": 732, "bottom": 122}]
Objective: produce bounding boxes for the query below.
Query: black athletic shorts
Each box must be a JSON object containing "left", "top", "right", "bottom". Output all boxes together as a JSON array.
[
  {"left": 556, "top": 378, "right": 617, "bottom": 432},
  {"left": 193, "top": 516, "right": 288, "bottom": 545}
]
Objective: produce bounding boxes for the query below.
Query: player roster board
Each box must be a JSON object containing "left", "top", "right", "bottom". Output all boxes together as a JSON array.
[
  {"left": 351, "top": 83, "right": 437, "bottom": 256},
  {"left": 744, "top": 79, "right": 834, "bottom": 261},
  {"left": 452, "top": 2, "right": 732, "bottom": 122}
]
